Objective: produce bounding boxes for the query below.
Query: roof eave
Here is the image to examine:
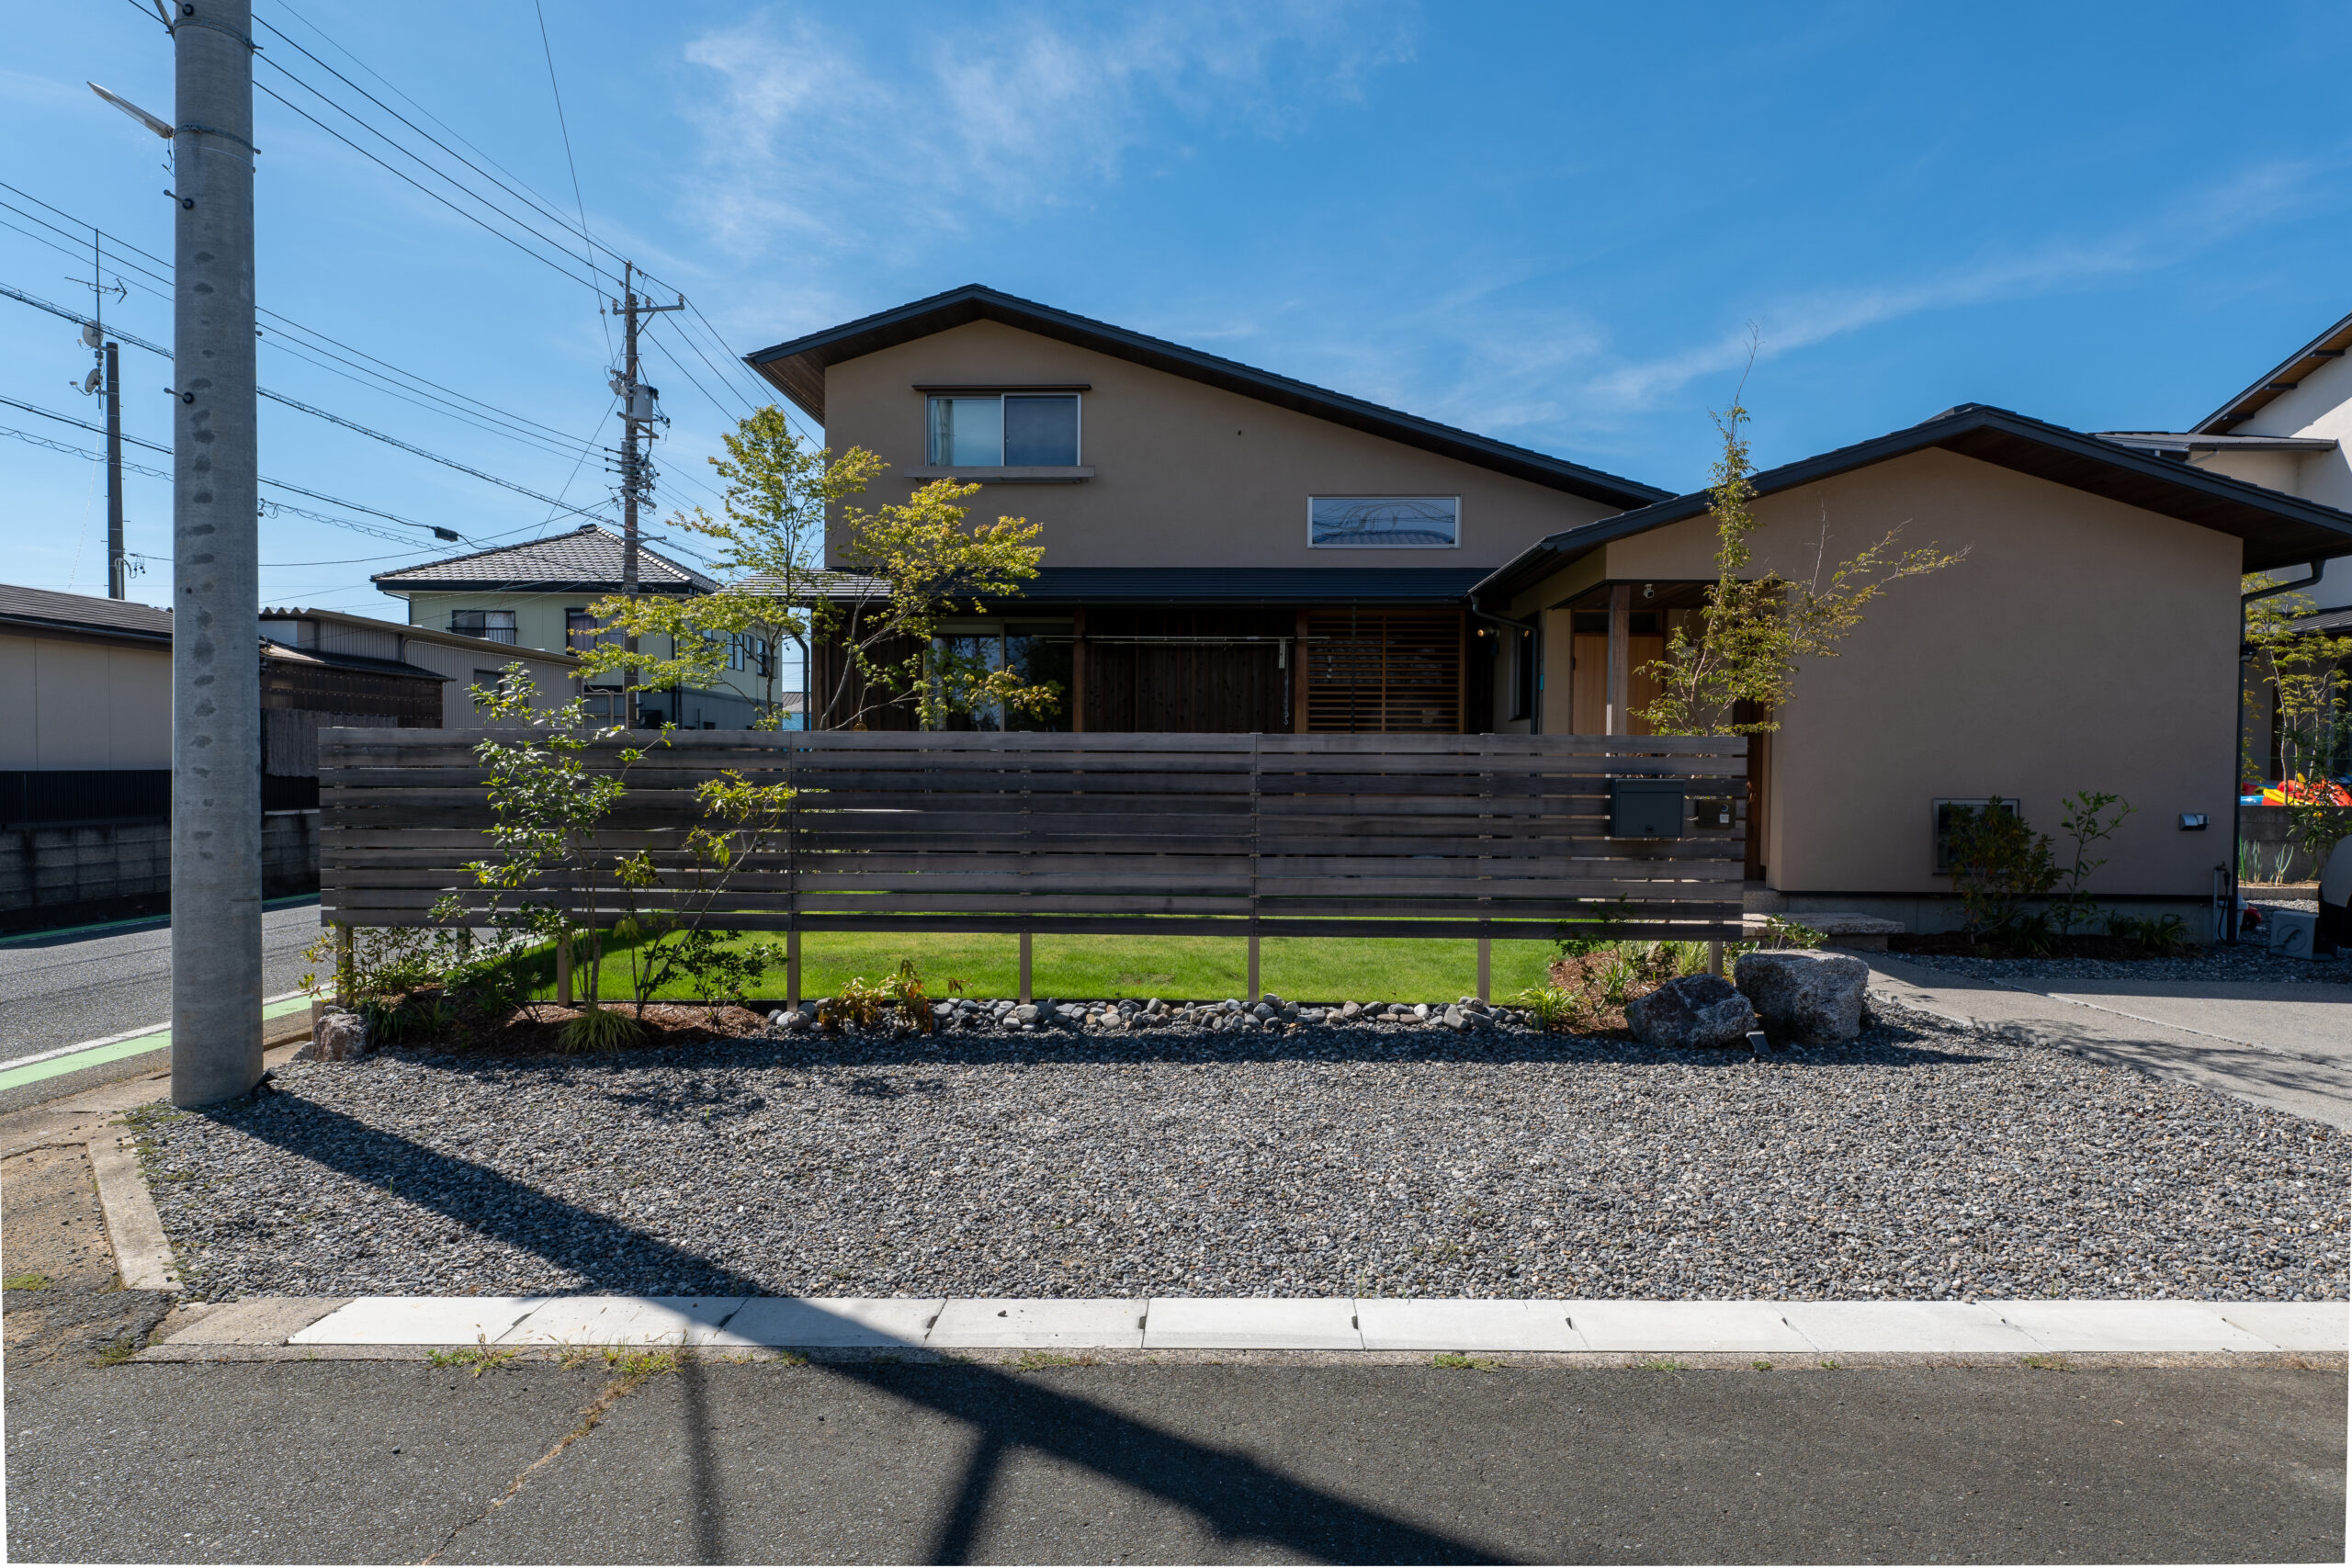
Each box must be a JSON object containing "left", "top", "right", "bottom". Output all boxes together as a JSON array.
[
  {"left": 1472, "top": 404, "right": 2352, "bottom": 604},
  {"left": 2193, "top": 308, "right": 2352, "bottom": 434}
]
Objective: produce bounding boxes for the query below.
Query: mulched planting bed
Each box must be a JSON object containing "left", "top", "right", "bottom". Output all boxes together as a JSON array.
[{"left": 139, "top": 1000, "right": 2349, "bottom": 1304}]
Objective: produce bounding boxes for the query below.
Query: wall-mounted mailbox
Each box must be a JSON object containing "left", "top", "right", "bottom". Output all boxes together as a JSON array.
[{"left": 1610, "top": 779, "right": 1686, "bottom": 839}]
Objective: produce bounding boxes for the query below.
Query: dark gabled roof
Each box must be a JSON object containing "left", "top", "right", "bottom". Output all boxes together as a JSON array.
[
  {"left": 2196, "top": 307, "right": 2352, "bottom": 434},
  {"left": 983, "top": 567, "right": 1490, "bottom": 605},
  {"left": 370, "top": 525, "right": 716, "bottom": 594},
  {"left": 744, "top": 285, "right": 1670, "bottom": 511},
  {"left": 735, "top": 566, "right": 1487, "bottom": 605},
  {"left": 0, "top": 582, "right": 173, "bottom": 644},
  {"left": 1471, "top": 403, "right": 2352, "bottom": 608}
]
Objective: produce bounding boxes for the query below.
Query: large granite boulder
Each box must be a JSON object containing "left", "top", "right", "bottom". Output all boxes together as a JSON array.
[
  {"left": 1624, "top": 974, "right": 1757, "bottom": 1049},
  {"left": 1736, "top": 949, "right": 1871, "bottom": 1043}
]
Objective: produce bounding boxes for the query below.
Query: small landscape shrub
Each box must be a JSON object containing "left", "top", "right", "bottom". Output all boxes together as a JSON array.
[
  {"left": 823, "top": 958, "right": 935, "bottom": 1032},
  {"left": 557, "top": 1004, "right": 645, "bottom": 1055}
]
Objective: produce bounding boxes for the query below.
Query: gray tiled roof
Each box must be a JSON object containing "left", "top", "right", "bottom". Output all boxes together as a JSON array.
[
  {"left": 0, "top": 582, "right": 173, "bottom": 639},
  {"left": 371, "top": 525, "right": 716, "bottom": 592}
]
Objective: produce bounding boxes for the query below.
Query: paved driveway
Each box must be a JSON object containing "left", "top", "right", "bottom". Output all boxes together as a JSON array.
[{"left": 1870, "top": 958, "right": 2352, "bottom": 1129}]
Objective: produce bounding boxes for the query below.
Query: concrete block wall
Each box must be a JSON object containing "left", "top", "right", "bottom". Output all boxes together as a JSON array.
[{"left": 0, "top": 812, "right": 319, "bottom": 930}]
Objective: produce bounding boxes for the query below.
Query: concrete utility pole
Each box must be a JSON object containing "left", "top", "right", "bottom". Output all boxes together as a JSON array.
[
  {"left": 169, "top": 0, "right": 265, "bottom": 1108},
  {"left": 611, "top": 260, "right": 681, "bottom": 726},
  {"left": 106, "top": 339, "right": 125, "bottom": 598}
]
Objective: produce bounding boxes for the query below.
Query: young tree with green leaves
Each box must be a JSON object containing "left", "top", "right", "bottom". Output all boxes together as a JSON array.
[
  {"left": 1635, "top": 400, "right": 1966, "bottom": 736},
  {"left": 579, "top": 406, "right": 1057, "bottom": 730},
  {"left": 2243, "top": 576, "right": 2352, "bottom": 876}
]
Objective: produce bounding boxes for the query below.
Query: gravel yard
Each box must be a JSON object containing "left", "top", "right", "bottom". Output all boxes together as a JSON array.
[{"left": 139, "top": 999, "right": 2349, "bottom": 1304}]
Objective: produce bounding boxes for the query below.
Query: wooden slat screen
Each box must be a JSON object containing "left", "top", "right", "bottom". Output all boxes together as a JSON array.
[
  {"left": 320, "top": 729, "right": 1746, "bottom": 940},
  {"left": 1305, "top": 610, "right": 1462, "bottom": 733}
]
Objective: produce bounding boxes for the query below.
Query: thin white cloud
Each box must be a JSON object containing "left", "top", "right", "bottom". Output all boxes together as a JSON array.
[
  {"left": 1580, "top": 156, "right": 2345, "bottom": 415},
  {"left": 678, "top": 2, "right": 1412, "bottom": 262}
]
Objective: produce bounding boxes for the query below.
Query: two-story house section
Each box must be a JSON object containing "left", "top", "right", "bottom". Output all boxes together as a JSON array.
[
  {"left": 2101, "top": 306, "right": 2352, "bottom": 610},
  {"left": 370, "top": 524, "right": 774, "bottom": 728},
  {"left": 743, "top": 285, "right": 1669, "bottom": 734}
]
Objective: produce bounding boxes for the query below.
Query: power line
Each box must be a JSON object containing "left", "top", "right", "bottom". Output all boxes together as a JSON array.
[
  {"left": 0, "top": 178, "right": 607, "bottom": 457},
  {"left": 2, "top": 279, "right": 618, "bottom": 525},
  {"left": 526, "top": 0, "right": 613, "bottom": 363},
  {"left": 253, "top": 76, "right": 601, "bottom": 292}
]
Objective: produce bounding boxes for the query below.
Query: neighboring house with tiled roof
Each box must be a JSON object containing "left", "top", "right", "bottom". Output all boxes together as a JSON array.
[{"left": 371, "top": 524, "right": 771, "bottom": 728}]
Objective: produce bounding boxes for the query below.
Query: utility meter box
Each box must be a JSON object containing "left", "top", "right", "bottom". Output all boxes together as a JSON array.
[{"left": 1609, "top": 779, "right": 1686, "bottom": 839}]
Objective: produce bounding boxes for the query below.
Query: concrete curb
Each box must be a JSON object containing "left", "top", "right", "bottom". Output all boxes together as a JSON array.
[
  {"left": 87, "top": 1132, "right": 179, "bottom": 1292},
  {"left": 145, "top": 1294, "right": 2349, "bottom": 1359}
]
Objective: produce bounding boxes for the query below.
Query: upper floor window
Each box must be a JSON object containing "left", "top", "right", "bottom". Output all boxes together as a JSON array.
[
  {"left": 565, "top": 608, "right": 606, "bottom": 654},
  {"left": 1308, "top": 496, "right": 1460, "bottom": 548},
  {"left": 927, "top": 393, "right": 1080, "bottom": 467},
  {"left": 451, "top": 608, "right": 517, "bottom": 644}
]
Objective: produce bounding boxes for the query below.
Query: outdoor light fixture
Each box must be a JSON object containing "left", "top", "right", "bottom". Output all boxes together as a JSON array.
[
  {"left": 89, "top": 82, "right": 172, "bottom": 140},
  {"left": 2179, "top": 813, "right": 2210, "bottom": 831}
]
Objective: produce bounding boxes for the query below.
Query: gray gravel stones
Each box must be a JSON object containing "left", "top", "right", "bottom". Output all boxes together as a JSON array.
[{"left": 139, "top": 1000, "right": 2349, "bottom": 1305}]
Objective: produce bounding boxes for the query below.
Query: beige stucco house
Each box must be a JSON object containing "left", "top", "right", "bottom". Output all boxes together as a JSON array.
[
  {"left": 746, "top": 285, "right": 1665, "bottom": 733},
  {"left": 740, "top": 288, "right": 2352, "bottom": 921},
  {"left": 1469, "top": 405, "right": 2352, "bottom": 921}
]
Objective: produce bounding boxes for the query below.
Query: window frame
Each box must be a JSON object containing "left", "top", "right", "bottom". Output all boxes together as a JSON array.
[
  {"left": 924, "top": 391, "right": 1082, "bottom": 468},
  {"left": 1306, "top": 495, "right": 1463, "bottom": 550}
]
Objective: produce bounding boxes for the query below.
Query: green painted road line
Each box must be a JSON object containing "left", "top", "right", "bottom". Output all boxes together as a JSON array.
[{"left": 0, "top": 996, "right": 313, "bottom": 1092}]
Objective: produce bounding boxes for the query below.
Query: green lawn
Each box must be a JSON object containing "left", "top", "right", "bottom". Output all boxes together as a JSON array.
[{"left": 526, "top": 931, "right": 1561, "bottom": 1006}]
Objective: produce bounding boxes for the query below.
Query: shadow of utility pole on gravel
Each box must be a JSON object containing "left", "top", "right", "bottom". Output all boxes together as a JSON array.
[{"left": 220, "top": 1101, "right": 1498, "bottom": 1565}]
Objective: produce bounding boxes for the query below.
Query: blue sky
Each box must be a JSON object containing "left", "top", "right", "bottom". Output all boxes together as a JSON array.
[{"left": 4, "top": 0, "right": 2349, "bottom": 617}]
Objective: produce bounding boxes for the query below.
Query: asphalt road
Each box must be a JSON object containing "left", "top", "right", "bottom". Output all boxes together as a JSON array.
[
  {"left": 4, "top": 1358, "right": 2344, "bottom": 1563},
  {"left": 0, "top": 897, "right": 322, "bottom": 1067}
]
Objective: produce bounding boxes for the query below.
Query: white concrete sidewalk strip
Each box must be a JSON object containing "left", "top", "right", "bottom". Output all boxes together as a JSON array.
[
  {"left": 497, "top": 1296, "right": 750, "bottom": 1347},
  {"left": 1568, "top": 1302, "right": 1815, "bottom": 1355},
  {"left": 718, "top": 1296, "right": 944, "bottom": 1348},
  {"left": 254, "top": 1295, "right": 2350, "bottom": 1353},
  {"left": 2210, "top": 1301, "right": 2351, "bottom": 1353},
  {"left": 1356, "top": 1298, "right": 1585, "bottom": 1352},
  {"left": 930, "top": 1298, "right": 1146, "bottom": 1348},
  {"left": 288, "top": 1296, "right": 548, "bottom": 1346},
  {"left": 1779, "top": 1301, "right": 2043, "bottom": 1354},
  {"left": 1987, "top": 1300, "right": 2278, "bottom": 1353},
  {"left": 1143, "top": 1297, "right": 1363, "bottom": 1349}
]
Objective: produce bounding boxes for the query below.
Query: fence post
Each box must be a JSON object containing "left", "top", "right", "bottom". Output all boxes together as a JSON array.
[
  {"left": 555, "top": 932, "right": 572, "bottom": 1006},
  {"left": 333, "top": 921, "right": 353, "bottom": 1008},
  {"left": 1248, "top": 734, "right": 1261, "bottom": 1002},
  {"left": 786, "top": 928, "right": 800, "bottom": 1011},
  {"left": 1707, "top": 939, "right": 1724, "bottom": 978},
  {"left": 1477, "top": 932, "right": 1491, "bottom": 1003},
  {"left": 1019, "top": 931, "right": 1033, "bottom": 1004}
]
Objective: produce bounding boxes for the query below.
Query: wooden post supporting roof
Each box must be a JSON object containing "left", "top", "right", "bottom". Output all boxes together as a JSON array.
[{"left": 1605, "top": 583, "right": 1632, "bottom": 736}]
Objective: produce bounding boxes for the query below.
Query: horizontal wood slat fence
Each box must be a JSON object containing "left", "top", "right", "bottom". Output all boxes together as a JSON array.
[{"left": 321, "top": 730, "right": 1747, "bottom": 960}]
